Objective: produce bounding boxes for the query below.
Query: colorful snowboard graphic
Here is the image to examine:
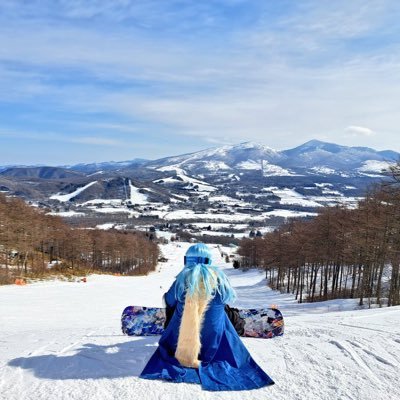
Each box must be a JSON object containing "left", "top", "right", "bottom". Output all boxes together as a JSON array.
[{"left": 121, "top": 306, "right": 284, "bottom": 339}]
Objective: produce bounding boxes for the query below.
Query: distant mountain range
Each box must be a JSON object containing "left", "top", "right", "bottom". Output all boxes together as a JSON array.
[
  {"left": 143, "top": 139, "right": 399, "bottom": 177},
  {"left": 70, "top": 139, "right": 399, "bottom": 176},
  {"left": 2, "top": 140, "right": 397, "bottom": 178},
  {"left": 0, "top": 140, "right": 398, "bottom": 210}
]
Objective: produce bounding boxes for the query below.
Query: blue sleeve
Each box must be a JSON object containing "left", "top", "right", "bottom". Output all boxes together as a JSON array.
[{"left": 164, "top": 280, "right": 177, "bottom": 308}]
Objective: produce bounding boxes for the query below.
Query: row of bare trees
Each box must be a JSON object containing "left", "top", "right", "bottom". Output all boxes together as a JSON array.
[
  {"left": 0, "top": 194, "right": 159, "bottom": 281},
  {"left": 238, "top": 168, "right": 400, "bottom": 307}
]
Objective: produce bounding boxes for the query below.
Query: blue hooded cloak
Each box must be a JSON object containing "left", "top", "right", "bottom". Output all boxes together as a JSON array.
[{"left": 140, "top": 268, "right": 275, "bottom": 391}]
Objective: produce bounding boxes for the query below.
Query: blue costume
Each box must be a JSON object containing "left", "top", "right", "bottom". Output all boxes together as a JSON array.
[{"left": 140, "top": 244, "right": 274, "bottom": 391}]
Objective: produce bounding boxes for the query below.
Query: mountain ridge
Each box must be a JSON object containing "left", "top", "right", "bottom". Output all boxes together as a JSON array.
[
  {"left": 1, "top": 140, "right": 398, "bottom": 175},
  {"left": 0, "top": 139, "right": 398, "bottom": 208}
]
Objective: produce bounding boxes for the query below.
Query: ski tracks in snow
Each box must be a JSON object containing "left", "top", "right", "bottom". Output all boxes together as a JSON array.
[{"left": 270, "top": 318, "right": 400, "bottom": 400}]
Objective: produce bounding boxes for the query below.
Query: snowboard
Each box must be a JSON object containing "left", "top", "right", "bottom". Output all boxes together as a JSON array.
[{"left": 121, "top": 306, "right": 284, "bottom": 339}]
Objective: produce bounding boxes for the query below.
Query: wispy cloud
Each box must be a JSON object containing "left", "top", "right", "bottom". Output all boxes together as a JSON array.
[
  {"left": 0, "top": 129, "right": 127, "bottom": 147},
  {"left": 345, "top": 126, "right": 375, "bottom": 137},
  {"left": 0, "top": 0, "right": 400, "bottom": 164}
]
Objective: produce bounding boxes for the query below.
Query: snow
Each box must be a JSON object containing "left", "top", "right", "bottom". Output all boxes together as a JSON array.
[
  {"left": 196, "top": 227, "right": 274, "bottom": 239},
  {"left": 154, "top": 173, "right": 217, "bottom": 193},
  {"left": 262, "top": 161, "right": 295, "bottom": 176},
  {"left": 50, "top": 181, "right": 98, "bottom": 202},
  {"left": 321, "top": 189, "right": 343, "bottom": 196},
  {"left": 90, "top": 207, "right": 135, "bottom": 215},
  {"left": 303, "top": 194, "right": 361, "bottom": 209},
  {"left": 208, "top": 194, "right": 249, "bottom": 206},
  {"left": 235, "top": 142, "right": 277, "bottom": 152},
  {"left": 82, "top": 199, "right": 122, "bottom": 206},
  {"left": 228, "top": 174, "right": 241, "bottom": 181},
  {"left": 236, "top": 160, "right": 261, "bottom": 170},
  {"left": 262, "top": 186, "right": 279, "bottom": 191},
  {"left": 310, "top": 166, "right": 337, "bottom": 175},
  {"left": 265, "top": 209, "right": 319, "bottom": 218},
  {"left": 1, "top": 242, "right": 399, "bottom": 400},
  {"left": 201, "top": 161, "right": 231, "bottom": 171},
  {"left": 96, "top": 223, "right": 118, "bottom": 230},
  {"left": 156, "top": 165, "right": 188, "bottom": 175},
  {"left": 358, "top": 160, "right": 392, "bottom": 174},
  {"left": 47, "top": 211, "right": 85, "bottom": 217},
  {"left": 128, "top": 180, "right": 148, "bottom": 205},
  {"left": 267, "top": 188, "right": 323, "bottom": 208},
  {"left": 161, "top": 209, "right": 269, "bottom": 222},
  {"left": 154, "top": 142, "right": 280, "bottom": 171}
]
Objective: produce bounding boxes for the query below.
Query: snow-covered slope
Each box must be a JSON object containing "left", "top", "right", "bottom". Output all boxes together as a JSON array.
[
  {"left": 153, "top": 171, "right": 217, "bottom": 192},
  {"left": 357, "top": 160, "right": 392, "bottom": 174},
  {"left": 50, "top": 181, "right": 98, "bottom": 202},
  {"left": 147, "top": 142, "right": 284, "bottom": 174},
  {"left": 128, "top": 180, "right": 149, "bottom": 204},
  {"left": 0, "top": 242, "right": 399, "bottom": 400}
]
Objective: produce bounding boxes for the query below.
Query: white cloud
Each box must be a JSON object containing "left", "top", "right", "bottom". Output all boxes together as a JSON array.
[
  {"left": 203, "top": 137, "right": 236, "bottom": 145},
  {"left": 344, "top": 126, "right": 375, "bottom": 137},
  {"left": 0, "top": 1, "right": 400, "bottom": 154}
]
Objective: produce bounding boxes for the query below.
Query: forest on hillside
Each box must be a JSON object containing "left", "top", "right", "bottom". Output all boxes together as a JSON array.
[
  {"left": 0, "top": 194, "right": 159, "bottom": 284},
  {"left": 238, "top": 164, "right": 400, "bottom": 307}
]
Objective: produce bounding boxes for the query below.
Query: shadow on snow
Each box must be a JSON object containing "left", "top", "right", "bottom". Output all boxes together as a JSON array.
[{"left": 8, "top": 337, "right": 158, "bottom": 380}]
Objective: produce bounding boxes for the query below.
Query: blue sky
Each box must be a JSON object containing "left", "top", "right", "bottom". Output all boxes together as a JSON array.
[{"left": 0, "top": 0, "right": 400, "bottom": 165}]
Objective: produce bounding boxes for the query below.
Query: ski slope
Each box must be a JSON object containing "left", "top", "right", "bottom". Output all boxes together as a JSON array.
[
  {"left": 0, "top": 242, "right": 399, "bottom": 400},
  {"left": 50, "top": 181, "right": 98, "bottom": 202}
]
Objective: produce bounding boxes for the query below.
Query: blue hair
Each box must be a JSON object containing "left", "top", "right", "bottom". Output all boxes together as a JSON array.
[{"left": 174, "top": 243, "right": 236, "bottom": 304}]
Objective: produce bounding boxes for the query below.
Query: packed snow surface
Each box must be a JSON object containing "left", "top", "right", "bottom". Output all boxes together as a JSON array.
[{"left": 1, "top": 242, "right": 399, "bottom": 400}]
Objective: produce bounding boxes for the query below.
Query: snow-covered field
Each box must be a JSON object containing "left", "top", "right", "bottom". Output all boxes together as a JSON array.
[{"left": 1, "top": 242, "right": 399, "bottom": 400}]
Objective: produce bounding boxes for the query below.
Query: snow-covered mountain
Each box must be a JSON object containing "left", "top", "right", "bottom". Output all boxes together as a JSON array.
[
  {"left": 145, "top": 142, "right": 288, "bottom": 175},
  {"left": 2, "top": 140, "right": 397, "bottom": 181},
  {"left": 0, "top": 140, "right": 398, "bottom": 220},
  {"left": 146, "top": 140, "right": 398, "bottom": 177},
  {"left": 281, "top": 140, "right": 398, "bottom": 173}
]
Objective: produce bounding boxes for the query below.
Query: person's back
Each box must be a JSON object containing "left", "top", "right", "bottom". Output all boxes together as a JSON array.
[{"left": 140, "top": 243, "right": 275, "bottom": 391}]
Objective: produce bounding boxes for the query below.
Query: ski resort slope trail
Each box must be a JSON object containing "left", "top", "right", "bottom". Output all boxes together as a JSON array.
[{"left": 0, "top": 242, "right": 399, "bottom": 400}]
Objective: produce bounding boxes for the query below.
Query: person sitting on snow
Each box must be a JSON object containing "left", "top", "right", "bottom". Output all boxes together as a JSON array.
[{"left": 140, "top": 243, "right": 275, "bottom": 391}]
